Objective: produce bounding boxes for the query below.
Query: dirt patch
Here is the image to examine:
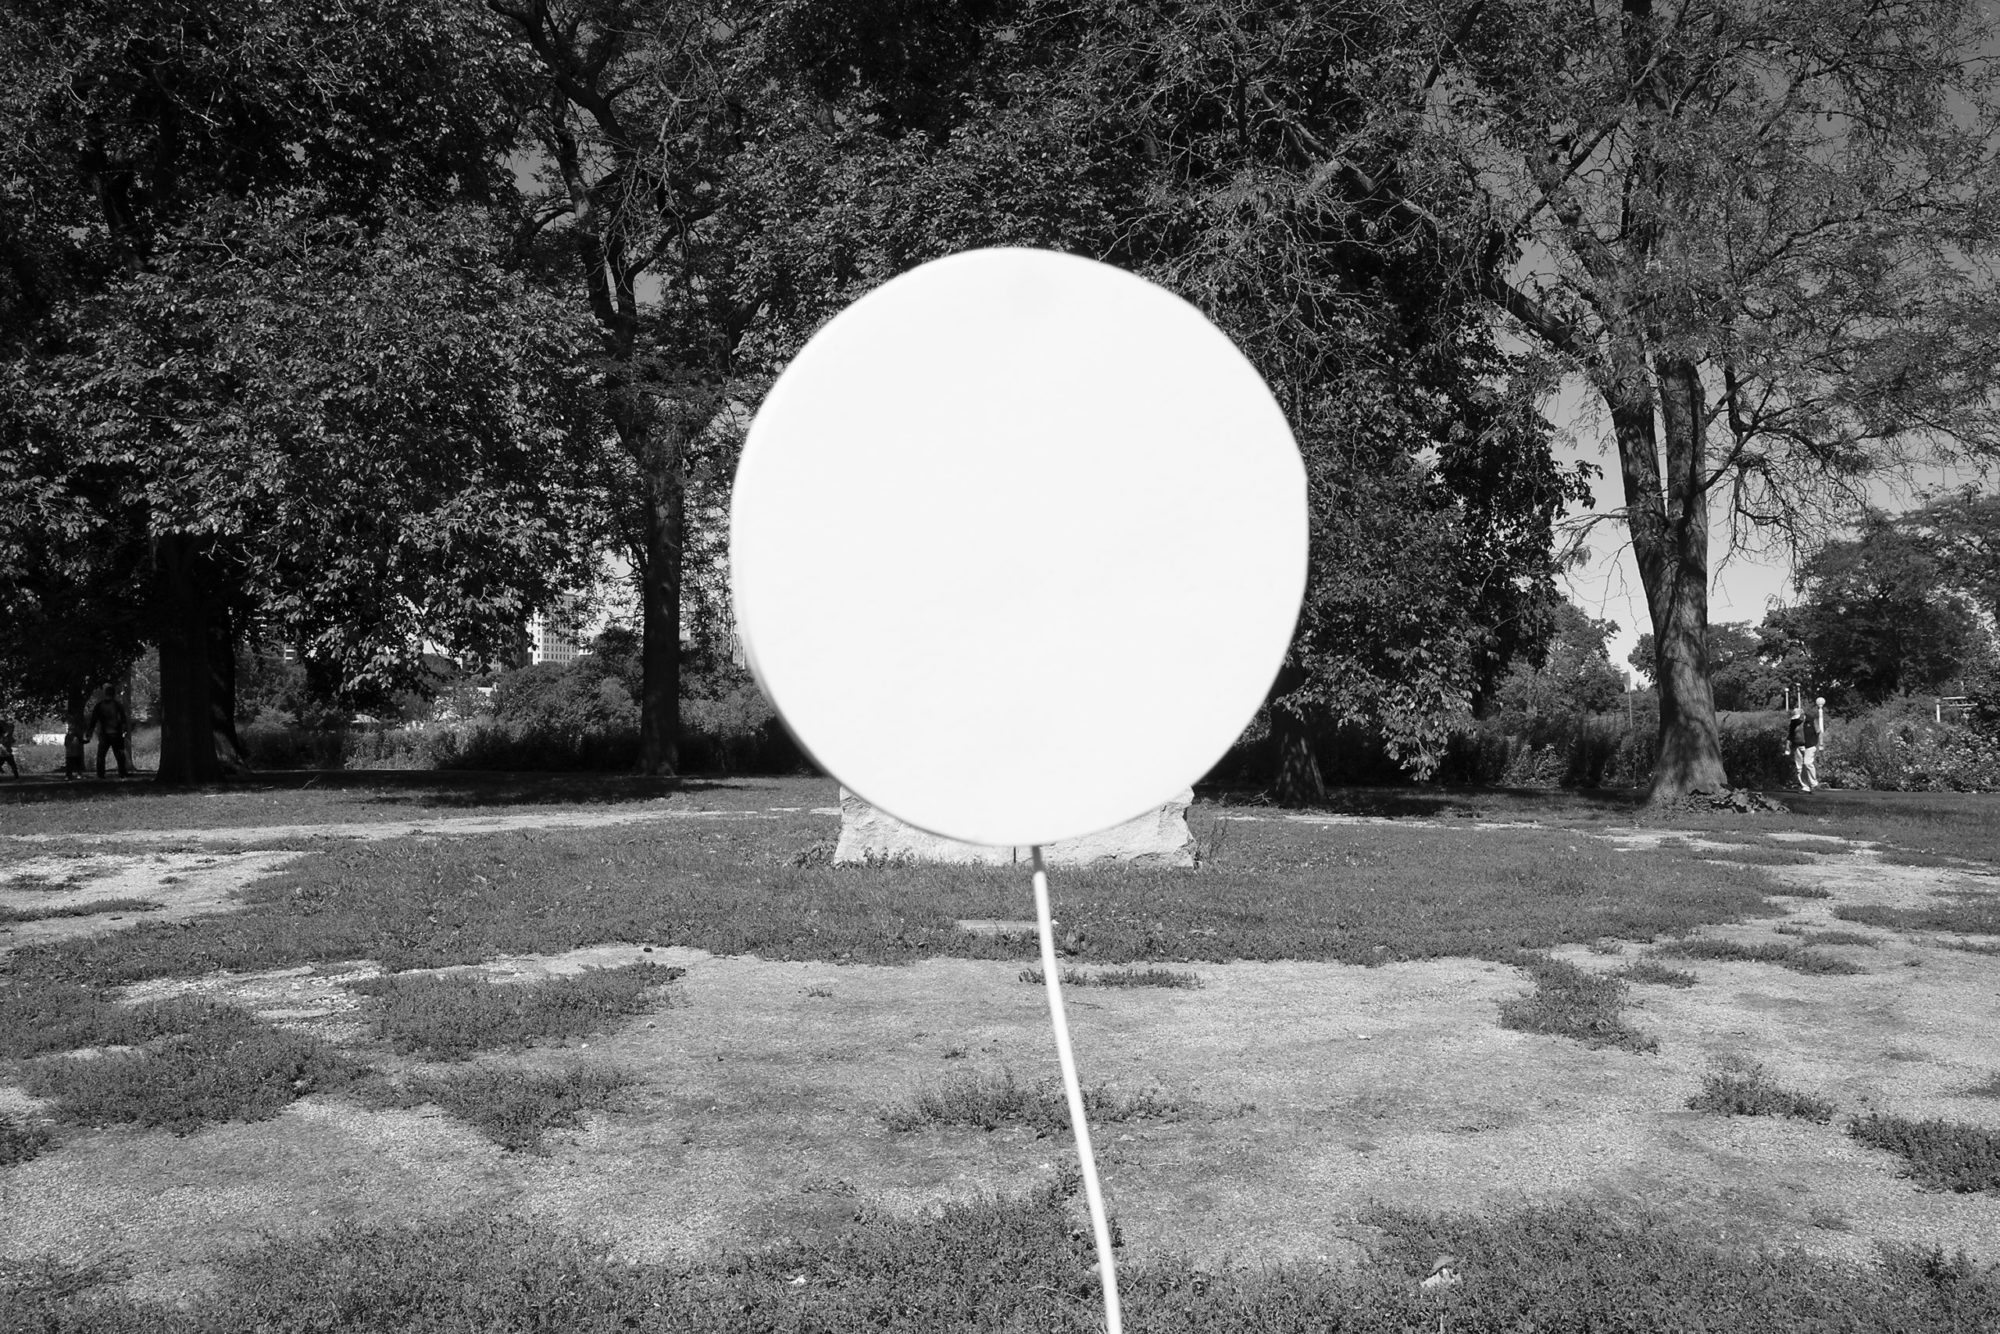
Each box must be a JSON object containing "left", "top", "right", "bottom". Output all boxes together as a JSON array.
[{"left": 0, "top": 852, "right": 308, "bottom": 954}]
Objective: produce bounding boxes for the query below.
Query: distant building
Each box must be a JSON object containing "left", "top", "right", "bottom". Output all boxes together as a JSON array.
[{"left": 527, "top": 610, "right": 590, "bottom": 667}]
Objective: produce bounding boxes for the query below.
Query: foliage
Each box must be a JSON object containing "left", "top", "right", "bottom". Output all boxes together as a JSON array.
[
  {"left": 358, "top": 1064, "right": 638, "bottom": 1154},
  {"left": 1489, "top": 602, "right": 1627, "bottom": 727},
  {"left": 1847, "top": 1113, "right": 2000, "bottom": 1194},
  {"left": 344, "top": 963, "right": 682, "bottom": 1061},
  {"left": 1688, "top": 1067, "right": 1835, "bottom": 1122},
  {"left": 1631, "top": 622, "right": 1790, "bottom": 713},
  {"left": 1789, "top": 506, "right": 1999, "bottom": 707},
  {"left": 881, "top": 1067, "right": 1185, "bottom": 1136},
  {"left": 1497, "top": 954, "right": 1657, "bottom": 1053},
  {"left": 1817, "top": 700, "right": 2000, "bottom": 793},
  {"left": 19, "top": 998, "right": 358, "bottom": 1134}
]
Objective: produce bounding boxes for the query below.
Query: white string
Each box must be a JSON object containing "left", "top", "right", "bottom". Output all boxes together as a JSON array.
[{"left": 1031, "top": 845, "right": 1123, "bottom": 1334}]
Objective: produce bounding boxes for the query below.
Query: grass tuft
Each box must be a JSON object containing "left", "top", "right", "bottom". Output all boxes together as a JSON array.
[
  {"left": 882, "top": 1067, "right": 1185, "bottom": 1136},
  {"left": 1017, "top": 966, "right": 1202, "bottom": 989},
  {"left": 1497, "top": 955, "right": 1657, "bottom": 1053},
  {"left": 1650, "top": 938, "right": 1865, "bottom": 975},
  {"left": 0, "top": 1114, "right": 55, "bottom": 1166},
  {"left": 1687, "top": 1066, "right": 1835, "bottom": 1122},
  {"left": 20, "top": 999, "right": 358, "bottom": 1134},
  {"left": 0, "top": 898, "right": 163, "bottom": 924},
  {"left": 344, "top": 962, "right": 683, "bottom": 1060},
  {"left": 1837, "top": 897, "right": 2000, "bottom": 938},
  {"left": 1615, "top": 959, "right": 1698, "bottom": 988},
  {"left": 356, "top": 1064, "right": 636, "bottom": 1153},
  {"left": 1847, "top": 1112, "right": 2000, "bottom": 1193}
]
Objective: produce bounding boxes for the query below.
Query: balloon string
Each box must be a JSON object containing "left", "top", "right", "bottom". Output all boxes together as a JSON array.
[{"left": 1032, "top": 845, "right": 1123, "bottom": 1334}]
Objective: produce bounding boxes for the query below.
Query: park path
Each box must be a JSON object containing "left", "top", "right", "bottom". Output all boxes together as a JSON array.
[{"left": 3, "top": 804, "right": 843, "bottom": 846}]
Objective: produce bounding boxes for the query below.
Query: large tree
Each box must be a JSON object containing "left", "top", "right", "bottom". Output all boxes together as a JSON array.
[
  {"left": 1396, "top": 0, "right": 2000, "bottom": 798},
  {"left": 482, "top": 0, "right": 779, "bottom": 774},
  {"left": 0, "top": 0, "right": 607, "bottom": 779},
  {"left": 731, "top": 0, "right": 1591, "bottom": 799}
]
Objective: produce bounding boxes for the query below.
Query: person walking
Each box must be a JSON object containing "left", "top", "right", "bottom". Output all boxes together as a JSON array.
[
  {"left": 1787, "top": 705, "right": 1821, "bottom": 792},
  {"left": 87, "top": 683, "right": 132, "bottom": 778}
]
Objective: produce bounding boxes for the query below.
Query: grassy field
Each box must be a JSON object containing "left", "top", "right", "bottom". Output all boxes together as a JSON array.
[{"left": 2, "top": 773, "right": 1998, "bottom": 1330}]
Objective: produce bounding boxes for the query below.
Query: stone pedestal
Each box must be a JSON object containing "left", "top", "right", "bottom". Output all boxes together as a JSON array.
[{"left": 833, "top": 787, "right": 1195, "bottom": 867}]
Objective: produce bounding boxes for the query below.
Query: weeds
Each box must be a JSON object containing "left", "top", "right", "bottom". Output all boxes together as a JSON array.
[
  {"left": 1615, "top": 959, "right": 1697, "bottom": 988},
  {"left": 1650, "top": 938, "right": 1866, "bottom": 975},
  {"left": 1497, "top": 955, "right": 1657, "bottom": 1053},
  {"left": 882, "top": 1068, "right": 1185, "bottom": 1136},
  {"left": 0, "top": 898, "right": 162, "bottom": 924},
  {"left": 1687, "top": 1066, "right": 1835, "bottom": 1122},
  {"left": 1836, "top": 897, "right": 2000, "bottom": 938},
  {"left": 0, "top": 1114, "right": 54, "bottom": 1166},
  {"left": 3, "top": 819, "right": 1792, "bottom": 985},
  {"left": 20, "top": 999, "right": 358, "bottom": 1134},
  {"left": 9, "top": 1194, "right": 2000, "bottom": 1333},
  {"left": 356, "top": 1065, "right": 636, "bottom": 1153},
  {"left": 343, "top": 962, "right": 683, "bottom": 1060},
  {"left": 1017, "top": 966, "right": 1202, "bottom": 989},
  {"left": 1847, "top": 1113, "right": 2000, "bottom": 1193}
]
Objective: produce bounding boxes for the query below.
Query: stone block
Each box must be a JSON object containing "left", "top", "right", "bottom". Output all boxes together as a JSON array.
[{"left": 833, "top": 787, "right": 1195, "bottom": 867}]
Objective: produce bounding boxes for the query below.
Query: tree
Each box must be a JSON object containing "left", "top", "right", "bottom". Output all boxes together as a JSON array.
[
  {"left": 1492, "top": 601, "right": 1626, "bottom": 727},
  {"left": 1399, "top": 0, "right": 2000, "bottom": 799},
  {"left": 482, "top": 0, "right": 782, "bottom": 775},
  {"left": 1630, "top": 621, "right": 1786, "bottom": 712},
  {"left": 1786, "top": 505, "right": 1998, "bottom": 705},
  {"left": 732, "top": 0, "right": 1590, "bottom": 800},
  {"left": 0, "top": 0, "right": 607, "bottom": 779}
]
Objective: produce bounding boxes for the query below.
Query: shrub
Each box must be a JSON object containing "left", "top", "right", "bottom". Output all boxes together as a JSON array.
[
  {"left": 1848, "top": 1113, "right": 2000, "bottom": 1193},
  {"left": 1497, "top": 954, "right": 1657, "bottom": 1052},
  {"left": 1688, "top": 1067, "right": 1835, "bottom": 1121},
  {"left": 1818, "top": 700, "right": 2000, "bottom": 792}
]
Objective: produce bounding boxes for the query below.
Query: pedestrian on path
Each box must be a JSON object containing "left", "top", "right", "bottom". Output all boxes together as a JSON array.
[
  {"left": 87, "top": 683, "right": 132, "bottom": 778},
  {"left": 1787, "top": 706, "right": 1821, "bottom": 792}
]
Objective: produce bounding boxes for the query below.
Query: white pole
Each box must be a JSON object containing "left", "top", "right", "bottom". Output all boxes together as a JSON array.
[{"left": 1031, "top": 847, "right": 1122, "bottom": 1334}]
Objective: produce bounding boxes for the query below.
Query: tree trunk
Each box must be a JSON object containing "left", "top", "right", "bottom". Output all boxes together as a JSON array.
[
  {"left": 637, "top": 421, "right": 684, "bottom": 776},
  {"left": 1608, "top": 357, "right": 1729, "bottom": 802},
  {"left": 1267, "top": 663, "right": 1326, "bottom": 806},
  {"left": 153, "top": 534, "right": 225, "bottom": 784},
  {"left": 209, "top": 606, "right": 247, "bottom": 771}
]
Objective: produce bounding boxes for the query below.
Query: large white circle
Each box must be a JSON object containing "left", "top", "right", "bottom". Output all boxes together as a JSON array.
[{"left": 729, "top": 248, "right": 1307, "bottom": 847}]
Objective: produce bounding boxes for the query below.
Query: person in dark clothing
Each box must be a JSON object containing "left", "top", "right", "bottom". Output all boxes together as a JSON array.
[
  {"left": 87, "top": 684, "right": 131, "bottom": 778},
  {"left": 0, "top": 719, "right": 18, "bottom": 778},
  {"left": 1787, "top": 706, "right": 1821, "bottom": 792}
]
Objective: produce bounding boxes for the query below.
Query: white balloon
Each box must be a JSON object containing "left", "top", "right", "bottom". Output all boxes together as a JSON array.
[{"left": 729, "top": 248, "right": 1307, "bottom": 847}]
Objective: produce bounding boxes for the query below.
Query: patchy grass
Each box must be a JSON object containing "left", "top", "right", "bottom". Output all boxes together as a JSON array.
[
  {"left": 6, "top": 1193, "right": 2000, "bottom": 1333},
  {"left": 344, "top": 962, "right": 683, "bottom": 1060},
  {"left": 1837, "top": 896, "right": 2000, "bottom": 938},
  {"left": 1687, "top": 1066, "right": 1835, "bottom": 1122},
  {"left": 1615, "top": 959, "right": 1698, "bottom": 988},
  {"left": 19, "top": 999, "right": 358, "bottom": 1134},
  {"left": 1764, "top": 883, "right": 1834, "bottom": 899},
  {"left": 1847, "top": 1113, "right": 2000, "bottom": 1194},
  {"left": 1958, "top": 1073, "right": 2000, "bottom": 1100},
  {"left": 1650, "top": 938, "right": 1867, "bottom": 975},
  {"left": 1497, "top": 955, "right": 1657, "bottom": 1053},
  {"left": 881, "top": 1067, "right": 1186, "bottom": 1136},
  {"left": 0, "top": 1113, "right": 54, "bottom": 1166},
  {"left": 5, "top": 818, "right": 1792, "bottom": 990},
  {"left": 0, "top": 897, "right": 162, "bottom": 924},
  {"left": 356, "top": 1065, "right": 637, "bottom": 1154},
  {"left": 1017, "top": 966, "right": 1202, "bottom": 989}
]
